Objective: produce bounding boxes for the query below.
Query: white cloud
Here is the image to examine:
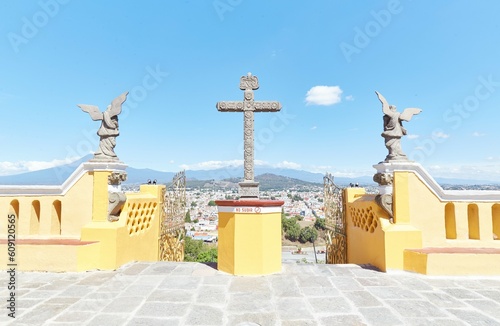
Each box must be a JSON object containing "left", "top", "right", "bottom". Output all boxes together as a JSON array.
[
  {"left": 311, "top": 126, "right": 317, "bottom": 130},
  {"left": 0, "top": 156, "right": 81, "bottom": 176},
  {"left": 276, "top": 161, "right": 302, "bottom": 170},
  {"left": 180, "top": 160, "right": 243, "bottom": 170},
  {"left": 407, "top": 134, "right": 419, "bottom": 139},
  {"left": 345, "top": 95, "right": 354, "bottom": 101},
  {"left": 472, "top": 131, "right": 485, "bottom": 137},
  {"left": 305, "top": 86, "right": 343, "bottom": 106},
  {"left": 169, "top": 160, "right": 175, "bottom": 164},
  {"left": 432, "top": 131, "right": 449, "bottom": 139},
  {"left": 425, "top": 163, "right": 500, "bottom": 182}
]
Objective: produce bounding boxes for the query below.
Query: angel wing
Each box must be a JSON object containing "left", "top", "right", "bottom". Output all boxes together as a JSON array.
[
  {"left": 107, "top": 91, "right": 129, "bottom": 117},
  {"left": 375, "top": 91, "right": 392, "bottom": 116},
  {"left": 400, "top": 108, "right": 422, "bottom": 121},
  {"left": 78, "top": 104, "right": 103, "bottom": 121}
]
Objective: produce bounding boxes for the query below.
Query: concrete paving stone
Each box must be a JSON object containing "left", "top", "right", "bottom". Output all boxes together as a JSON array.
[
  {"left": 441, "top": 288, "right": 484, "bottom": 299},
  {"left": 136, "top": 302, "right": 190, "bottom": 317},
  {"left": 44, "top": 296, "right": 81, "bottom": 305},
  {"left": 388, "top": 299, "right": 448, "bottom": 318},
  {"left": 457, "top": 278, "right": 500, "bottom": 289},
  {"left": 229, "top": 277, "right": 271, "bottom": 293},
  {"left": 122, "top": 262, "right": 151, "bottom": 275},
  {"left": 38, "top": 280, "right": 76, "bottom": 291},
  {"left": 140, "top": 262, "right": 178, "bottom": 275},
  {"left": 422, "top": 278, "right": 463, "bottom": 288},
  {"left": 226, "top": 312, "right": 279, "bottom": 326},
  {"left": 281, "top": 320, "right": 318, "bottom": 326},
  {"left": 367, "top": 286, "right": 422, "bottom": 300},
  {"left": 300, "top": 286, "right": 340, "bottom": 297},
  {"left": 404, "top": 318, "right": 467, "bottom": 326},
  {"left": 191, "top": 264, "right": 219, "bottom": 277},
  {"left": 350, "top": 267, "right": 384, "bottom": 278},
  {"left": 390, "top": 276, "right": 435, "bottom": 291},
  {"left": 419, "top": 291, "right": 468, "bottom": 308},
  {"left": 464, "top": 299, "right": 500, "bottom": 319},
  {"left": 228, "top": 292, "right": 274, "bottom": 312},
  {"left": 308, "top": 296, "right": 353, "bottom": 314},
  {"left": 118, "top": 284, "right": 156, "bottom": 298},
  {"left": 195, "top": 285, "right": 228, "bottom": 304},
  {"left": 60, "top": 284, "right": 97, "bottom": 297},
  {"left": 13, "top": 303, "right": 67, "bottom": 325},
  {"left": 158, "top": 276, "right": 202, "bottom": 290},
  {"left": 147, "top": 289, "right": 194, "bottom": 302},
  {"left": 76, "top": 272, "right": 117, "bottom": 285},
  {"left": 446, "top": 308, "right": 500, "bottom": 326},
  {"left": 183, "top": 304, "right": 224, "bottom": 325},
  {"left": 295, "top": 275, "right": 333, "bottom": 288},
  {"left": 330, "top": 276, "right": 365, "bottom": 291},
  {"left": 202, "top": 275, "right": 233, "bottom": 285},
  {"left": 319, "top": 314, "right": 367, "bottom": 326},
  {"left": 343, "top": 290, "right": 383, "bottom": 307},
  {"left": 126, "top": 317, "right": 181, "bottom": 326},
  {"left": 477, "top": 289, "right": 500, "bottom": 301},
  {"left": 45, "top": 323, "right": 92, "bottom": 326},
  {"left": 53, "top": 310, "right": 93, "bottom": 323},
  {"left": 355, "top": 276, "right": 400, "bottom": 287},
  {"left": 171, "top": 263, "right": 200, "bottom": 275},
  {"left": 276, "top": 298, "right": 314, "bottom": 320},
  {"left": 102, "top": 296, "right": 146, "bottom": 313},
  {"left": 87, "top": 313, "right": 130, "bottom": 326},
  {"left": 269, "top": 276, "right": 302, "bottom": 298},
  {"left": 16, "top": 298, "right": 42, "bottom": 309},
  {"left": 17, "top": 282, "right": 48, "bottom": 289},
  {"left": 131, "top": 274, "right": 167, "bottom": 286},
  {"left": 358, "top": 307, "right": 403, "bottom": 326},
  {"left": 282, "top": 263, "right": 315, "bottom": 275},
  {"left": 329, "top": 267, "right": 356, "bottom": 277},
  {"left": 68, "top": 298, "right": 113, "bottom": 312},
  {"left": 20, "top": 289, "right": 59, "bottom": 299}
]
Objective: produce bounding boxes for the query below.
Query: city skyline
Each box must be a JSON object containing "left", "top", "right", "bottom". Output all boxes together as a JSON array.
[{"left": 2, "top": 1, "right": 500, "bottom": 181}]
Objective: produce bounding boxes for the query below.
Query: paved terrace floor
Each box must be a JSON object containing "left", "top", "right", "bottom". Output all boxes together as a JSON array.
[{"left": 2, "top": 262, "right": 500, "bottom": 326}]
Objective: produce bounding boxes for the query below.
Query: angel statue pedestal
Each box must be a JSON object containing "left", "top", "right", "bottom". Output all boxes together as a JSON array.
[{"left": 78, "top": 91, "right": 128, "bottom": 162}]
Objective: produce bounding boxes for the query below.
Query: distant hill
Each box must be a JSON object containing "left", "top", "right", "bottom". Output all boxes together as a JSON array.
[{"left": 0, "top": 156, "right": 498, "bottom": 187}]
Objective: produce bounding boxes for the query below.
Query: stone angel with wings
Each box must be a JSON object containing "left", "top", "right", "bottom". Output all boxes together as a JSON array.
[
  {"left": 78, "top": 91, "right": 128, "bottom": 161},
  {"left": 375, "top": 91, "right": 422, "bottom": 162}
]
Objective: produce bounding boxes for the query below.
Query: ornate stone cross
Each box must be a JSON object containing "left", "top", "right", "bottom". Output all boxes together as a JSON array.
[{"left": 216, "top": 73, "right": 282, "bottom": 199}]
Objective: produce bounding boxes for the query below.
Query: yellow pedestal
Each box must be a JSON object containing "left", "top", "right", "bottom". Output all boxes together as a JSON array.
[{"left": 216, "top": 200, "right": 284, "bottom": 275}]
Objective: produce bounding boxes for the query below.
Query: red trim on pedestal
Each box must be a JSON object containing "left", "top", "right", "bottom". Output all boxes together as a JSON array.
[{"left": 215, "top": 200, "right": 284, "bottom": 207}]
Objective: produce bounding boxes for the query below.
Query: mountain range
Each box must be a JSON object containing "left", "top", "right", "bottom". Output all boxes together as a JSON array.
[{"left": 0, "top": 155, "right": 497, "bottom": 187}]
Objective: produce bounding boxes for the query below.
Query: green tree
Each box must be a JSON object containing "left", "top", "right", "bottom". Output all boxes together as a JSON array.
[
  {"left": 294, "top": 214, "right": 304, "bottom": 221},
  {"left": 299, "top": 226, "right": 318, "bottom": 244},
  {"left": 185, "top": 211, "right": 191, "bottom": 223},
  {"left": 286, "top": 223, "right": 301, "bottom": 241},
  {"left": 184, "top": 237, "right": 218, "bottom": 263},
  {"left": 208, "top": 200, "right": 216, "bottom": 206},
  {"left": 197, "top": 248, "right": 218, "bottom": 263},
  {"left": 314, "top": 217, "right": 326, "bottom": 230},
  {"left": 282, "top": 215, "right": 298, "bottom": 233},
  {"left": 191, "top": 201, "right": 197, "bottom": 208}
]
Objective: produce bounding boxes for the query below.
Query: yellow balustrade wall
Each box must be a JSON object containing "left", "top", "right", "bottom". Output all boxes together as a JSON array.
[
  {"left": 0, "top": 162, "right": 165, "bottom": 271},
  {"left": 80, "top": 184, "right": 163, "bottom": 270},
  {"left": 346, "top": 163, "right": 500, "bottom": 274}
]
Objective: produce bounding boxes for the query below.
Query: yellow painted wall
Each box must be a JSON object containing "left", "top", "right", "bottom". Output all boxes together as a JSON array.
[
  {"left": 218, "top": 210, "right": 281, "bottom": 275},
  {"left": 402, "top": 172, "right": 500, "bottom": 249},
  {"left": 0, "top": 172, "right": 93, "bottom": 239},
  {"left": 0, "top": 165, "right": 165, "bottom": 271}
]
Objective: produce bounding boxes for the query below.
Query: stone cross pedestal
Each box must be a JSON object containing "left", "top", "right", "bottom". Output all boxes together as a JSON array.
[{"left": 216, "top": 73, "right": 282, "bottom": 198}]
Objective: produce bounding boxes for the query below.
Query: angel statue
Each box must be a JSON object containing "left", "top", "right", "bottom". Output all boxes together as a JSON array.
[
  {"left": 78, "top": 91, "right": 128, "bottom": 161},
  {"left": 375, "top": 91, "right": 422, "bottom": 162}
]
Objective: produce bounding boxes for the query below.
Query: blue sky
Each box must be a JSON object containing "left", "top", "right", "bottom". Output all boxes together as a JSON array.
[{"left": 2, "top": 0, "right": 500, "bottom": 181}]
